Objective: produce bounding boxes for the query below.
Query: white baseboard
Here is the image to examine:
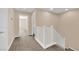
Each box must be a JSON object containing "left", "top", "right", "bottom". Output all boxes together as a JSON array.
[
  {"left": 34, "top": 36, "right": 46, "bottom": 49},
  {"left": 69, "top": 47, "right": 78, "bottom": 51},
  {"left": 34, "top": 36, "right": 56, "bottom": 49},
  {"left": 45, "top": 42, "right": 56, "bottom": 49},
  {"left": 7, "top": 37, "right": 15, "bottom": 51}
]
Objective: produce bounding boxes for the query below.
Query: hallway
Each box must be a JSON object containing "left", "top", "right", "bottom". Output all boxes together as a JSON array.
[
  {"left": 9, "top": 34, "right": 64, "bottom": 51},
  {"left": 1, "top": 8, "right": 77, "bottom": 51}
]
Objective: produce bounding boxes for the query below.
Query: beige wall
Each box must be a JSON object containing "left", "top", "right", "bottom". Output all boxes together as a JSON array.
[
  {"left": 28, "top": 15, "right": 32, "bottom": 35},
  {"left": 36, "top": 10, "right": 59, "bottom": 27},
  {"left": 57, "top": 10, "right": 79, "bottom": 50},
  {"left": 8, "top": 9, "right": 79, "bottom": 50},
  {"left": 14, "top": 11, "right": 19, "bottom": 37},
  {"left": 8, "top": 9, "right": 16, "bottom": 47},
  {"left": 35, "top": 9, "right": 79, "bottom": 50},
  {"left": 8, "top": 9, "right": 33, "bottom": 49}
]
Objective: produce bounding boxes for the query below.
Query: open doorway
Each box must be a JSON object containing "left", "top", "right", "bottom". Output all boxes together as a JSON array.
[{"left": 19, "top": 15, "right": 28, "bottom": 36}]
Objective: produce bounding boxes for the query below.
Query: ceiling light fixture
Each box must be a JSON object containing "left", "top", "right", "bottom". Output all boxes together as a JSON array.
[
  {"left": 50, "top": 8, "right": 53, "bottom": 10},
  {"left": 23, "top": 8, "right": 27, "bottom": 10},
  {"left": 65, "top": 9, "right": 69, "bottom": 11}
]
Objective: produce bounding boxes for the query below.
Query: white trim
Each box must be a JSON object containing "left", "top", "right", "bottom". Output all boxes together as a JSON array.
[
  {"left": 45, "top": 42, "right": 56, "bottom": 49},
  {"left": 43, "top": 26, "right": 45, "bottom": 48},
  {"left": 34, "top": 36, "right": 46, "bottom": 49},
  {"left": 34, "top": 36, "right": 56, "bottom": 49},
  {"left": 7, "top": 37, "right": 15, "bottom": 51},
  {"left": 54, "top": 28, "right": 65, "bottom": 49},
  {"left": 69, "top": 47, "right": 78, "bottom": 51},
  {"left": 56, "top": 44, "right": 65, "bottom": 50}
]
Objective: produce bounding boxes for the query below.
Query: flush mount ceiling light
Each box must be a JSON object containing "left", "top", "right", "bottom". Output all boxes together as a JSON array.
[
  {"left": 65, "top": 9, "right": 69, "bottom": 11},
  {"left": 50, "top": 8, "right": 53, "bottom": 11},
  {"left": 23, "top": 8, "right": 26, "bottom": 9}
]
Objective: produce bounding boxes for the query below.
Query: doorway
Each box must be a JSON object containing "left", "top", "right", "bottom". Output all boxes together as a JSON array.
[{"left": 19, "top": 15, "right": 28, "bottom": 36}]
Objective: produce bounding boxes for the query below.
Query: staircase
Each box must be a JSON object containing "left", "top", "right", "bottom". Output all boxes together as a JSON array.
[{"left": 34, "top": 26, "right": 65, "bottom": 49}]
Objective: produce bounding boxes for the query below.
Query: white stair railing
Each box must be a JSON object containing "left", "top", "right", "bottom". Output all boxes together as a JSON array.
[{"left": 34, "top": 26, "right": 65, "bottom": 49}]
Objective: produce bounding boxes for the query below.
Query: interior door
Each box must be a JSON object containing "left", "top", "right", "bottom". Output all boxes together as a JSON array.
[{"left": 0, "top": 9, "right": 8, "bottom": 50}]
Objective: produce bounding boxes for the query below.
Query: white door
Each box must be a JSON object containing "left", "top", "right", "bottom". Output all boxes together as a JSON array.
[
  {"left": 0, "top": 9, "right": 8, "bottom": 50},
  {"left": 19, "top": 15, "right": 28, "bottom": 36}
]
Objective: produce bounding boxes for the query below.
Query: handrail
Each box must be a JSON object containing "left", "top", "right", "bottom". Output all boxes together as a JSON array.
[{"left": 35, "top": 25, "right": 65, "bottom": 49}]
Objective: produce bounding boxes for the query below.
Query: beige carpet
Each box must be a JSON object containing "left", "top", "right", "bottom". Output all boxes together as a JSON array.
[{"left": 9, "top": 35, "right": 64, "bottom": 51}]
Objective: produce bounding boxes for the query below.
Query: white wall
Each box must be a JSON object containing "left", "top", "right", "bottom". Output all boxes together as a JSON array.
[{"left": 0, "top": 8, "right": 8, "bottom": 50}]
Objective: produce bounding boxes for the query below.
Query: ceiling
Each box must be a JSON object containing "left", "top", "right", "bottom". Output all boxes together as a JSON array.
[
  {"left": 15, "top": 8, "right": 76, "bottom": 14},
  {"left": 15, "top": 8, "right": 35, "bottom": 13}
]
